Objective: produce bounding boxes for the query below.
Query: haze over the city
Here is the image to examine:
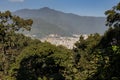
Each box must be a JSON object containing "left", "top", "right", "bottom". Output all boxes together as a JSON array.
[{"left": 0, "top": 0, "right": 120, "bottom": 80}]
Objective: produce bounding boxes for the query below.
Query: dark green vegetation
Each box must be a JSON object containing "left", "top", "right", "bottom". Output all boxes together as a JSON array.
[
  {"left": 13, "top": 7, "right": 106, "bottom": 38},
  {"left": 0, "top": 2, "right": 120, "bottom": 80}
]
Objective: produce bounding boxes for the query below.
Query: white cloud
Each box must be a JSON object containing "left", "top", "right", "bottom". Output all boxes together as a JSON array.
[{"left": 9, "top": 0, "right": 24, "bottom": 2}]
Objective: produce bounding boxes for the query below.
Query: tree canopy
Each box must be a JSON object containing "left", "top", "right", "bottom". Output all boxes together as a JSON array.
[
  {"left": 1, "top": 2, "right": 120, "bottom": 80},
  {"left": 0, "top": 11, "right": 33, "bottom": 76},
  {"left": 8, "top": 42, "right": 74, "bottom": 80}
]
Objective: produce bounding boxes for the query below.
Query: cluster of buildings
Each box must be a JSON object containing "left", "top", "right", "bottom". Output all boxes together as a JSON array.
[{"left": 40, "top": 34, "right": 88, "bottom": 49}]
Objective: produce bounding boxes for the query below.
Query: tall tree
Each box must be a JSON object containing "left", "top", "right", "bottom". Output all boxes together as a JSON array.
[
  {"left": 73, "top": 33, "right": 102, "bottom": 80},
  {"left": 104, "top": 2, "right": 120, "bottom": 45},
  {"left": 87, "top": 2, "right": 120, "bottom": 80},
  {"left": 105, "top": 2, "right": 120, "bottom": 28},
  {"left": 0, "top": 11, "right": 33, "bottom": 75}
]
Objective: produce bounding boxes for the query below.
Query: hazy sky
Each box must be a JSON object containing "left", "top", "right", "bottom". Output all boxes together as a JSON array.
[{"left": 0, "top": 0, "right": 119, "bottom": 16}]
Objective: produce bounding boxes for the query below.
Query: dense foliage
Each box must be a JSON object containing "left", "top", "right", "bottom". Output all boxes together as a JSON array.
[
  {"left": 88, "top": 2, "right": 120, "bottom": 79},
  {"left": 0, "top": 11, "right": 33, "bottom": 79},
  {"left": 0, "top": 2, "right": 120, "bottom": 80},
  {"left": 8, "top": 43, "right": 74, "bottom": 80}
]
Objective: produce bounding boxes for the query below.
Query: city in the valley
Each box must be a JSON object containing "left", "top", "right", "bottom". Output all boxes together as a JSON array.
[{"left": 40, "top": 34, "right": 88, "bottom": 49}]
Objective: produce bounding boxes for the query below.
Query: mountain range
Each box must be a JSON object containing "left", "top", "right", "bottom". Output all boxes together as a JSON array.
[{"left": 13, "top": 7, "right": 107, "bottom": 38}]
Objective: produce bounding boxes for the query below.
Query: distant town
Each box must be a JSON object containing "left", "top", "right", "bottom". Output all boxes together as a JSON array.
[{"left": 40, "top": 34, "right": 88, "bottom": 49}]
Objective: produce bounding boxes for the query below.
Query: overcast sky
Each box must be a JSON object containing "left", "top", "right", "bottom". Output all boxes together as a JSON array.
[{"left": 0, "top": 0, "right": 119, "bottom": 16}]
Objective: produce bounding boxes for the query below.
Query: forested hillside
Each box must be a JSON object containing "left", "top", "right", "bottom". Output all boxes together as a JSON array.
[{"left": 0, "top": 2, "right": 120, "bottom": 80}]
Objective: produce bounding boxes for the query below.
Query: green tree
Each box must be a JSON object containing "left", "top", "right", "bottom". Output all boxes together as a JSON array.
[
  {"left": 88, "top": 2, "right": 120, "bottom": 80},
  {"left": 0, "top": 11, "right": 33, "bottom": 75},
  {"left": 8, "top": 42, "right": 74, "bottom": 80},
  {"left": 105, "top": 2, "right": 120, "bottom": 28},
  {"left": 73, "top": 33, "right": 102, "bottom": 80}
]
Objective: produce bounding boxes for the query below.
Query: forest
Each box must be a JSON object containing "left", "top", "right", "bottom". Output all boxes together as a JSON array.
[{"left": 0, "top": 2, "right": 120, "bottom": 80}]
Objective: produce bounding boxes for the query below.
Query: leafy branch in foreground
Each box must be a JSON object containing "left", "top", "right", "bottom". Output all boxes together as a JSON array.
[{"left": 0, "top": 11, "right": 33, "bottom": 75}]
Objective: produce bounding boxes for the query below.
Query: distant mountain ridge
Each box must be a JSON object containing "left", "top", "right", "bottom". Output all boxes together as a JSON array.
[{"left": 13, "top": 7, "right": 106, "bottom": 38}]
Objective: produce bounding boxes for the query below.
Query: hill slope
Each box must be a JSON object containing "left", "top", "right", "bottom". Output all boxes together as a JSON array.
[{"left": 13, "top": 7, "right": 106, "bottom": 38}]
